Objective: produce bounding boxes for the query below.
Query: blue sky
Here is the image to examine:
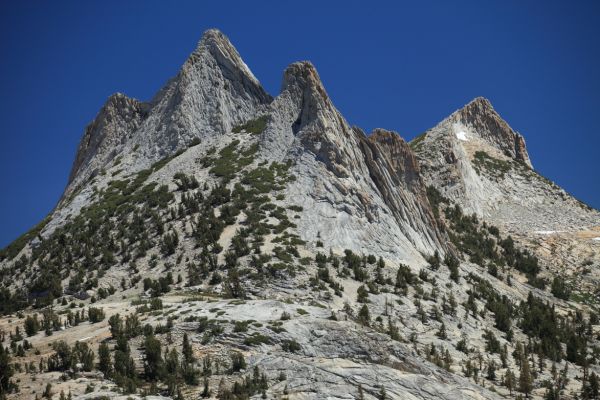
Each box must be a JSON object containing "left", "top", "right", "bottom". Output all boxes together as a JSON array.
[{"left": 1, "top": 1, "right": 599, "bottom": 247}]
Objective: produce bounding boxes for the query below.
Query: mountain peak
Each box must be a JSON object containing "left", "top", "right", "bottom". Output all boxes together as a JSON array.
[
  {"left": 281, "top": 61, "right": 329, "bottom": 102},
  {"left": 66, "top": 92, "right": 148, "bottom": 195},
  {"left": 198, "top": 28, "right": 227, "bottom": 45},
  {"left": 452, "top": 97, "right": 532, "bottom": 167},
  {"left": 461, "top": 96, "right": 493, "bottom": 110},
  {"left": 185, "top": 29, "right": 265, "bottom": 90},
  {"left": 277, "top": 61, "right": 341, "bottom": 139}
]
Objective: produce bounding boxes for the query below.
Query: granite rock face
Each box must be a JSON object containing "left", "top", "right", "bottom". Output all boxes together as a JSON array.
[
  {"left": 412, "top": 97, "right": 600, "bottom": 287},
  {"left": 64, "top": 29, "right": 271, "bottom": 202},
  {"left": 259, "top": 61, "right": 448, "bottom": 263},
  {"left": 65, "top": 93, "right": 149, "bottom": 202},
  {"left": 454, "top": 97, "right": 532, "bottom": 167}
]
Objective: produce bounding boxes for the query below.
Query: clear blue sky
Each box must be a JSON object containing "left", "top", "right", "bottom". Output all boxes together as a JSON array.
[{"left": 1, "top": 1, "right": 599, "bottom": 247}]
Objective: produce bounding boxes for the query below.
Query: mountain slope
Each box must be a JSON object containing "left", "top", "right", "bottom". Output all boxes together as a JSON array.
[
  {"left": 260, "top": 61, "right": 448, "bottom": 263},
  {"left": 0, "top": 30, "right": 599, "bottom": 400},
  {"left": 412, "top": 98, "right": 600, "bottom": 290}
]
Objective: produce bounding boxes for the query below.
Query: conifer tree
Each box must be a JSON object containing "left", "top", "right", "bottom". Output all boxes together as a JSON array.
[
  {"left": 143, "top": 334, "right": 164, "bottom": 381},
  {"left": 504, "top": 369, "right": 515, "bottom": 395},
  {"left": 182, "top": 333, "right": 194, "bottom": 364},
  {"left": 98, "top": 342, "right": 112, "bottom": 378},
  {"left": 519, "top": 357, "right": 533, "bottom": 398},
  {"left": 358, "top": 305, "right": 370, "bottom": 326}
]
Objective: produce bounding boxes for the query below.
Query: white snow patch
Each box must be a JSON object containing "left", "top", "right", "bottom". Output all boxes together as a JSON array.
[
  {"left": 534, "top": 230, "right": 558, "bottom": 235},
  {"left": 456, "top": 131, "right": 468, "bottom": 141},
  {"left": 592, "top": 237, "right": 600, "bottom": 242}
]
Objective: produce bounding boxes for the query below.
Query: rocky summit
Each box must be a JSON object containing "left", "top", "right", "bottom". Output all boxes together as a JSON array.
[{"left": 0, "top": 29, "right": 599, "bottom": 400}]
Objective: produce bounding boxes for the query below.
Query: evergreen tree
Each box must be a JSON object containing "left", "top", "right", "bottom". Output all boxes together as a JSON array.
[
  {"left": 436, "top": 323, "right": 447, "bottom": 339},
  {"left": 165, "top": 348, "right": 180, "bottom": 395},
  {"left": 24, "top": 314, "right": 40, "bottom": 336},
  {"left": 182, "top": 332, "right": 194, "bottom": 364},
  {"left": 358, "top": 305, "right": 371, "bottom": 326},
  {"left": 583, "top": 371, "right": 599, "bottom": 399},
  {"left": 42, "top": 383, "right": 52, "bottom": 399},
  {"left": 143, "top": 334, "right": 164, "bottom": 381},
  {"left": 445, "top": 253, "right": 460, "bottom": 283},
  {"left": 504, "top": 369, "right": 515, "bottom": 395},
  {"left": 98, "top": 342, "right": 112, "bottom": 378},
  {"left": 519, "top": 357, "right": 533, "bottom": 398},
  {"left": 201, "top": 377, "right": 211, "bottom": 398},
  {"left": 590, "top": 372, "right": 600, "bottom": 399},
  {"left": 0, "top": 345, "right": 15, "bottom": 397},
  {"left": 108, "top": 314, "right": 123, "bottom": 339},
  {"left": 428, "top": 251, "right": 441, "bottom": 270},
  {"left": 357, "top": 285, "right": 369, "bottom": 303},
  {"left": 486, "top": 360, "right": 496, "bottom": 381},
  {"left": 357, "top": 384, "right": 365, "bottom": 400},
  {"left": 378, "top": 386, "right": 387, "bottom": 400}
]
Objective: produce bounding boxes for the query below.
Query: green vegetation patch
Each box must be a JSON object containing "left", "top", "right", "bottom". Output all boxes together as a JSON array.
[
  {"left": 472, "top": 151, "right": 512, "bottom": 179},
  {"left": 409, "top": 132, "right": 427, "bottom": 151},
  {"left": 232, "top": 115, "right": 269, "bottom": 135},
  {"left": 0, "top": 216, "right": 50, "bottom": 261}
]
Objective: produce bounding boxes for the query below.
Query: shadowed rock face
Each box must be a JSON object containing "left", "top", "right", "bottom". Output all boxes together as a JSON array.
[
  {"left": 368, "top": 128, "right": 422, "bottom": 189},
  {"left": 361, "top": 128, "right": 449, "bottom": 252}
]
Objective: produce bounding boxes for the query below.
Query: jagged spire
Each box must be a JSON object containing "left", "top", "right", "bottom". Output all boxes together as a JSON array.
[
  {"left": 453, "top": 97, "right": 532, "bottom": 167},
  {"left": 281, "top": 61, "right": 329, "bottom": 101},
  {"left": 279, "top": 61, "right": 345, "bottom": 139},
  {"left": 186, "top": 29, "right": 266, "bottom": 94}
]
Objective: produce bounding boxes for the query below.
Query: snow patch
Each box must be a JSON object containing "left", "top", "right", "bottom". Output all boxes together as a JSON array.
[
  {"left": 456, "top": 131, "right": 468, "bottom": 141},
  {"left": 592, "top": 237, "right": 600, "bottom": 242},
  {"left": 534, "top": 230, "right": 559, "bottom": 235}
]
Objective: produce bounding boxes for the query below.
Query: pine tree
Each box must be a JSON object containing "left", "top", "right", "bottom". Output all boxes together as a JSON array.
[
  {"left": 504, "top": 369, "right": 515, "bottom": 395},
  {"left": 436, "top": 322, "right": 447, "bottom": 339},
  {"left": 143, "top": 334, "right": 164, "bottom": 381},
  {"left": 357, "top": 384, "right": 365, "bottom": 400},
  {"left": 428, "top": 251, "right": 441, "bottom": 270},
  {"left": 164, "top": 347, "right": 180, "bottom": 396},
  {"left": 486, "top": 360, "right": 496, "bottom": 381},
  {"left": 0, "top": 345, "right": 14, "bottom": 397},
  {"left": 358, "top": 305, "right": 370, "bottom": 326},
  {"left": 585, "top": 372, "right": 600, "bottom": 399},
  {"left": 378, "top": 385, "right": 387, "bottom": 400},
  {"left": 513, "top": 342, "right": 524, "bottom": 370},
  {"left": 98, "top": 342, "right": 112, "bottom": 378},
  {"left": 182, "top": 333, "right": 194, "bottom": 364},
  {"left": 24, "top": 314, "right": 40, "bottom": 336},
  {"left": 43, "top": 383, "right": 52, "bottom": 399},
  {"left": 357, "top": 285, "right": 369, "bottom": 303},
  {"left": 448, "top": 292, "right": 457, "bottom": 316},
  {"left": 445, "top": 253, "right": 460, "bottom": 283},
  {"left": 201, "top": 377, "right": 211, "bottom": 398},
  {"left": 519, "top": 357, "right": 533, "bottom": 398}
]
